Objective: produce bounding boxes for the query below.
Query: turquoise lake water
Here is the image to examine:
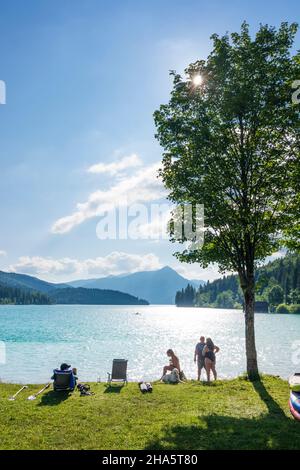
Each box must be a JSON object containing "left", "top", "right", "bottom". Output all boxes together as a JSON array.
[{"left": 0, "top": 304, "right": 299, "bottom": 383}]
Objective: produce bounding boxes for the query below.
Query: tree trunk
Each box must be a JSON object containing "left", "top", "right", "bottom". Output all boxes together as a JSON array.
[{"left": 241, "top": 273, "right": 259, "bottom": 380}]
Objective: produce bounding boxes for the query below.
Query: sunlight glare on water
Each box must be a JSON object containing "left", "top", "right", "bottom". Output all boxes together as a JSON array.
[{"left": 0, "top": 305, "right": 299, "bottom": 383}]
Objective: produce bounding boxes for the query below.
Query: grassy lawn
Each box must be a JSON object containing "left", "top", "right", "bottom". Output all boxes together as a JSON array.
[{"left": 0, "top": 375, "right": 299, "bottom": 450}]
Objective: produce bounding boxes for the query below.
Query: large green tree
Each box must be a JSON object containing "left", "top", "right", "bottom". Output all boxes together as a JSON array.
[
  {"left": 154, "top": 23, "right": 300, "bottom": 379},
  {"left": 268, "top": 285, "right": 284, "bottom": 307}
]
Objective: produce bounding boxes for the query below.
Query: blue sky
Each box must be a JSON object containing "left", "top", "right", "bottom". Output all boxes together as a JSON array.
[{"left": 0, "top": 0, "right": 298, "bottom": 282}]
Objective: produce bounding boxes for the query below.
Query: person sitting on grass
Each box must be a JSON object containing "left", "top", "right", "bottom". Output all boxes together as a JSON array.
[
  {"left": 202, "top": 338, "right": 220, "bottom": 384},
  {"left": 161, "top": 349, "right": 181, "bottom": 380}
]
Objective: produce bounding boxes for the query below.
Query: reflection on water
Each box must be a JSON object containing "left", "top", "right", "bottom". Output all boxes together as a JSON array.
[{"left": 0, "top": 304, "right": 299, "bottom": 383}]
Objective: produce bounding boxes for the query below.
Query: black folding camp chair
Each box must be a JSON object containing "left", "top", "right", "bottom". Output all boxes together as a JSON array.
[
  {"left": 52, "top": 369, "right": 76, "bottom": 391},
  {"left": 107, "top": 359, "right": 128, "bottom": 386}
]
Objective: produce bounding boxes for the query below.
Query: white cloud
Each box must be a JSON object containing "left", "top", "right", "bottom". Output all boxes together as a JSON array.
[
  {"left": 52, "top": 162, "right": 165, "bottom": 234},
  {"left": 175, "top": 263, "right": 227, "bottom": 282},
  {"left": 83, "top": 252, "right": 161, "bottom": 276},
  {"left": 8, "top": 252, "right": 162, "bottom": 281},
  {"left": 87, "top": 153, "right": 142, "bottom": 175},
  {"left": 8, "top": 256, "right": 79, "bottom": 276},
  {"left": 0, "top": 250, "right": 6, "bottom": 256}
]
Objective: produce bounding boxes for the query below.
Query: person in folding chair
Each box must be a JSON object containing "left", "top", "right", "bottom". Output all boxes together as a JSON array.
[{"left": 51, "top": 363, "right": 78, "bottom": 391}]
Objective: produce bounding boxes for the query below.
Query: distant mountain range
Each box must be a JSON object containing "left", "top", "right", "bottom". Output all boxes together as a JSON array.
[
  {"left": 68, "top": 266, "right": 204, "bottom": 304},
  {"left": 0, "top": 266, "right": 204, "bottom": 305},
  {"left": 0, "top": 271, "right": 148, "bottom": 305}
]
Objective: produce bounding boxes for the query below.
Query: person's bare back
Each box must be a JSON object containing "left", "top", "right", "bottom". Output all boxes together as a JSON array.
[{"left": 171, "top": 354, "right": 180, "bottom": 371}]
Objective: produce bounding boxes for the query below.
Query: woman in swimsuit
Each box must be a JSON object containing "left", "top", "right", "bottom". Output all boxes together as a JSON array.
[{"left": 202, "top": 338, "right": 220, "bottom": 383}]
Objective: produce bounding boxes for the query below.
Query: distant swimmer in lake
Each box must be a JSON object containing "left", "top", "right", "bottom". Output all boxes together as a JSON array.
[
  {"left": 202, "top": 338, "right": 220, "bottom": 383},
  {"left": 194, "top": 335, "right": 206, "bottom": 381},
  {"left": 161, "top": 349, "right": 181, "bottom": 379}
]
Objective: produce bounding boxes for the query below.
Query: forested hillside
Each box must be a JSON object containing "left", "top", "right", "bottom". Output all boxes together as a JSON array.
[
  {"left": 0, "top": 271, "right": 68, "bottom": 293},
  {"left": 0, "top": 284, "right": 52, "bottom": 305},
  {"left": 0, "top": 284, "right": 149, "bottom": 306},
  {"left": 176, "top": 253, "right": 300, "bottom": 312},
  {"left": 49, "top": 287, "right": 149, "bottom": 305}
]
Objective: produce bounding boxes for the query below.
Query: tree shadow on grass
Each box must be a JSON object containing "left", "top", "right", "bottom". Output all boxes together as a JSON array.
[
  {"left": 104, "top": 385, "right": 124, "bottom": 394},
  {"left": 251, "top": 377, "right": 286, "bottom": 417},
  {"left": 38, "top": 390, "right": 73, "bottom": 406},
  {"left": 144, "top": 379, "right": 300, "bottom": 450}
]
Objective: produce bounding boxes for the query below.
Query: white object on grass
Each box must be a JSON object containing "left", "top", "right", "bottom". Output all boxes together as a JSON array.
[
  {"left": 8, "top": 385, "right": 28, "bottom": 401},
  {"left": 27, "top": 383, "right": 50, "bottom": 400}
]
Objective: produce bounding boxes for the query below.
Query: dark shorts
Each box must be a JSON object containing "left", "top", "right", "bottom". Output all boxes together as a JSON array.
[{"left": 197, "top": 358, "right": 205, "bottom": 369}]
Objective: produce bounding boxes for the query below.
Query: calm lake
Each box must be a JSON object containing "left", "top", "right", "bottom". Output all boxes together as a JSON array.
[{"left": 0, "top": 304, "right": 299, "bottom": 383}]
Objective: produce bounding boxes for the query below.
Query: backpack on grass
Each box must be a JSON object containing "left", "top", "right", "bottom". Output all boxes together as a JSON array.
[{"left": 77, "top": 383, "right": 94, "bottom": 396}]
